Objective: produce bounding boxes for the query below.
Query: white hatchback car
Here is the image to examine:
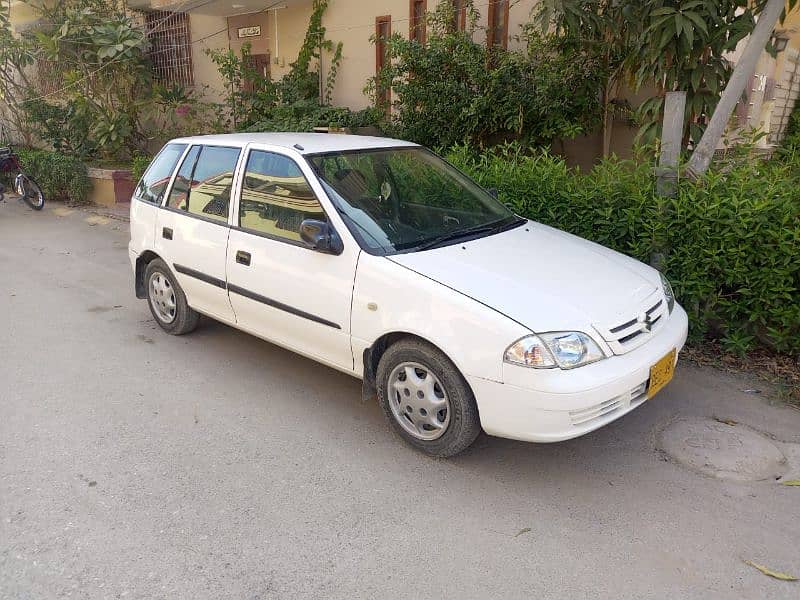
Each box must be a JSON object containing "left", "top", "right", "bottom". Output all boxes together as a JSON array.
[{"left": 130, "top": 133, "right": 688, "bottom": 456}]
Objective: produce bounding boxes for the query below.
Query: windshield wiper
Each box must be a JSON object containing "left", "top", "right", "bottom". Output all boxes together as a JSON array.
[{"left": 411, "top": 216, "right": 525, "bottom": 252}]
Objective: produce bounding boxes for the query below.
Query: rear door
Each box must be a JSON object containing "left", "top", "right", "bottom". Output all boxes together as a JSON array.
[
  {"left": 154, "top": 144, "right": 242, "bottom": 323},
  {"left": 226, "top": 145, "right": 359, "bottom": 372}
]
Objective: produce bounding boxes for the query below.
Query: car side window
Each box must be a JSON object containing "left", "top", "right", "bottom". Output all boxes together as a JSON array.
[
  {"left": 134, "top": 143, "right": 187, "bottom": 204},
  {"left": 239, "top": 150, "right": 326, "bottom": 243},
  {"left": 165, "top": 145, "right": 200, "bottom": 211},
  {"left": 165, "top": 145, "right": 240, "bottom": 224}
]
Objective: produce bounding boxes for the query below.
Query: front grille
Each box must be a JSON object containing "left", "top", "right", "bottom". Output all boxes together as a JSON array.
[
  {"left": 569, "top": 382, "right": 648, "bottom": 427},
  {"left": 593, "top": 294, "right": 667, "bottom": 355}
]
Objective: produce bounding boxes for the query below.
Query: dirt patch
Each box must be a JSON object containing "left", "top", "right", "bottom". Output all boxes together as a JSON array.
[{"left": 682, "top": 343, "right": 800, "bottom": 407}]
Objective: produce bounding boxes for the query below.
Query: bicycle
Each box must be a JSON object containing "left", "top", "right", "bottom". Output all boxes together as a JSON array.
[{"left": 0, "top": 146, "right": 45, "bottom": 210}]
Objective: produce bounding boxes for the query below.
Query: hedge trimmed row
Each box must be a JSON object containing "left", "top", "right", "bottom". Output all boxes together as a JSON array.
[
  {"left": 16, "top": 148, "right": 92, "bottom": 205},
  {"left": 448, "top": 144, "right": 800, "bottom": 356}
]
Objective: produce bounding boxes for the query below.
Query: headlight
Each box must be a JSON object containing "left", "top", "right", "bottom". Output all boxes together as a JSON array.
[
  {"left": 504, "top": 335, "right": 556, "bottom": 368},
  {"left": 504, "top": 332, "right": 606, "bottom": 370},
  {"left": 660, "top": 273, "right": 675, "bottom": 313}
]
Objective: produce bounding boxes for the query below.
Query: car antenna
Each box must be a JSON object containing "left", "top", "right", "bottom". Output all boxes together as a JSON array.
[{"left": 294, "top": 143, "right": 305, "bottom": 151}]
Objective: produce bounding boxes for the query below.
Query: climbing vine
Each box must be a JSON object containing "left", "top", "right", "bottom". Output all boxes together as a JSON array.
[{"left": 207, "top": 0, "right": 347, "bottom": 128}]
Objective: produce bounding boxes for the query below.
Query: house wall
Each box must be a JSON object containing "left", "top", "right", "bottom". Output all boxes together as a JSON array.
[
  {"left": 319, "top": 0, "right": 539, "bottom": 109},
  {"left": 7, "top": 0, "right": 40, "bottom": 30},
  {"left": 227, "top": 11, "right": 270, "bottom": 56},
  {"left": 189, "top": 13, "right": 230, "bottom": 105},
  {"left": 188, "top": 0, "right": 540, "bottom": 110},
  {"left": 764, "top": 8, "right": 800, "bottom": 143}
]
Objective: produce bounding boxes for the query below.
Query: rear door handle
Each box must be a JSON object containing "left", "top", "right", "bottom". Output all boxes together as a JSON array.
[
  {"left": 236, "top": 250, "right": 251, "bottom": 266},
  {"left": 162, "top": 227, "right": 173, "bottom": 240}
]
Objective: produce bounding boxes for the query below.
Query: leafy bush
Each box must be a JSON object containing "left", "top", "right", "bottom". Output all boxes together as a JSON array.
[
  {"left": 778, "top": 101, "right": 800, "bottom": 155},
  {"left": 207, "top": 0, "right": 346, "bottom": 131},
  {"left": 24, "top": 0, "right": 151, "bottom": 161},
  {"left": 372, "top": 1, "right": 604, "bottom": 149},
  {"left": 246, "top": 101, "right": 383, "bottom": 133},
  {"left": 448, "top": 143, "right": 800, "bottom": 356},
  {"left": 22, "top": 98, "right": 97, "bottom": 160},
  {"left": 131, "top": 154, "right": 151, "bottom": 184},
  {"left": 16, "top": 148, "right": 92, "bottom": 205}
]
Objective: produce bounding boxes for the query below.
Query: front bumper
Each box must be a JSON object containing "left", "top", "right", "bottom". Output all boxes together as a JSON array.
[{"left": 469, "top": 304, "right": 689, "bottom": 443}]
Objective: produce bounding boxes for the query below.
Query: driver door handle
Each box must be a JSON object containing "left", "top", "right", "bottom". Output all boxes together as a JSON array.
[{"left": 236, "top": 250, "right": 251, "bottom": 266}]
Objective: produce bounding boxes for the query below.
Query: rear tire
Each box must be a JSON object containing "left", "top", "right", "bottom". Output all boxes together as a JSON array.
[
  {"left": 18, "top": 176, "right": 44, "bottom": 210},
  {"left": 144, "top": 258, "right": 199, "bottom": 335},
  {"left": 376, "top": 339, "right": 481, "bottom": 457}
]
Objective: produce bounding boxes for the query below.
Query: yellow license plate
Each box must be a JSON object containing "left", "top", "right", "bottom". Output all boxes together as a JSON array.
[{"left": 648, "top": 348, "right": 677, "bottom": 398}]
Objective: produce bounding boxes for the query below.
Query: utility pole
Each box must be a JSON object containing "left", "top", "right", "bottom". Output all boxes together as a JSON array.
[{"left": 685, "top": 0, "right": 786, "bottom": 179}]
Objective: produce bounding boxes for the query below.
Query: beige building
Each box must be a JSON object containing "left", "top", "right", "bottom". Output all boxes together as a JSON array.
[
  {"left": 5, "top": 0, "right": 537, "bottom": 108},
  {"left": 740, "top": 8, "right": 800, "bottom": 146},
  {"left": 6, "top": 0, "right": 800, "bottom": 156},
  {"left": 114, "top": 0, "right": 540, "bottom": 109}
]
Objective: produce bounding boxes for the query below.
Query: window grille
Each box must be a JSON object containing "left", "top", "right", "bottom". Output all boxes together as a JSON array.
[
  {"left": 35, "top": 59, "right": 65, "bottom": 96},
  {"left": 145, "top": 10, "right": 194, "bottom": 87}
]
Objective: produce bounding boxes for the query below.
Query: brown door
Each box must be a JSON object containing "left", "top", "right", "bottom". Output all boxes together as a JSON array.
[
  {"left": 375, "top": 16, "right": 391, "bottom": 112},
  {"left": 242, "top": 53, "right": 270, "bottom": 92}
]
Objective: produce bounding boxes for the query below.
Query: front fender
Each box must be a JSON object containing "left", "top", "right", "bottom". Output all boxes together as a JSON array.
[{"left": 350, "top": 253, "right": 531, "bottom": 382}]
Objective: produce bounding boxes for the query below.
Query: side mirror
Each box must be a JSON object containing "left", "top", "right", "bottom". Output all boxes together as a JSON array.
[
  {"left": 486, "top": 187, "right": 499, "bottom": 199},
  {"left": 300, "top": 219, "right": 344, "bottom": 255}
]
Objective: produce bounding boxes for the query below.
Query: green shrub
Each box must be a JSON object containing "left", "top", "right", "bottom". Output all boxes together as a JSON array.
[
  {"left": 448, "top": 143, "right": 800, "bottom": 356},
  {"left": 778, "top": 101, "right": 800, "bottom": 155},
  {"left": 131, "top": 154, "right": 152, "bottom": 184},
  {"left": 372, "top": 2, "right": 604, "bottom": 149},
  {"left": 245, "top": 101, "right": 383, "bottom": 134},
  {"left": 16, "top": 148, "right": 92, "bottom": 205}
]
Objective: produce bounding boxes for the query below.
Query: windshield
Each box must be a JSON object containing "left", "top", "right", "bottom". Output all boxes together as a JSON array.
[{"left": 307, "top": 147, "right": 519, "bottom": 255}]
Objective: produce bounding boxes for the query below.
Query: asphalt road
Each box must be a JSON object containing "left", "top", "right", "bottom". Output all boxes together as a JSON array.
[{"left": 2, "top": 199, "right": 799, "bottom": 600}]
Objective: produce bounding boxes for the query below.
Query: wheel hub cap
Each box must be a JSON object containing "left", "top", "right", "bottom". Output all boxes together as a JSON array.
[
  {"left": 148, "top": 271, "right": 176, "bottom": 324},
  {"left": 387, "top": 362, "right": 450, "bottom": 441}
]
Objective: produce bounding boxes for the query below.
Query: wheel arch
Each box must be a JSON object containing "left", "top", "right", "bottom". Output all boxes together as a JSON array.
[
  {"left": 134, "top": 250, "right": 163, "bottom": 298},
  {"left": 362, "top": 331, "right": 470, "bottom": 398}
]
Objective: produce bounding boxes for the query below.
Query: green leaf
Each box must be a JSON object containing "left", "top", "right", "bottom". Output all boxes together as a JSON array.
[
  {"left": 691, "top": 67, "right": 702, "bottom": 91},
  {"left": 683, "top": 20, "right": 695, "bottom": 49},
  {"left": 650, "top": 7, "right": 677, "bottom": 17},
  {"left": 683, "top": 11, "right": 709, "bottom": 35}
]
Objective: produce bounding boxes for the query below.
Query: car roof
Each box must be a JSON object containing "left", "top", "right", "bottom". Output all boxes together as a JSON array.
[{"left": 168, "top": 132, "right": 419, "bottom": 155}]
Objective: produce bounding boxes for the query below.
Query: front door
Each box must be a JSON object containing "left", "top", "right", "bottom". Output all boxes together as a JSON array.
[
  {"left": 226, "top": 147, "right": 358, "bottom": 372},
  {"left": 242, "top": 53, "right": 270, "bottom": 93},
  {"left": 154, "top": 144, "right": 242, "bottom": 323}
]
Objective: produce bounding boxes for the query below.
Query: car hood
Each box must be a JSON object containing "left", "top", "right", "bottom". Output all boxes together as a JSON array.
[{"left": 388, "top": 221, "right": 660, "bottom": 333}]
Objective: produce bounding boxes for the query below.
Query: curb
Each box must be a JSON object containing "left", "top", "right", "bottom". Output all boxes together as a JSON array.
[{"left": 87, "top": 204, "right": 130, "bottom": 223}]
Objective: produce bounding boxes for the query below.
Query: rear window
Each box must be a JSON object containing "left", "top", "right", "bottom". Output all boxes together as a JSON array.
[
  {"left": 134, "top": 143, "right": 187, "bottom": 204},
  {"left": 164, "top": 145, "right": 240, "bottom": 224}
]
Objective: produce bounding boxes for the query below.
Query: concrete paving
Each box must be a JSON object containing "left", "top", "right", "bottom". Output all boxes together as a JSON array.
[{"left": 1, "top": 198, "right": 799, "bottom": 599}]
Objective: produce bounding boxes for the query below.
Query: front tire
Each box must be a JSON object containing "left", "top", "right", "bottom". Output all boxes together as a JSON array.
[
  {"left": 144, "top": 258, "right": 199, "bottom": 335},
  {"left": 18, "top": 176, "right": 44, "bottom": 210},
  {"left": 376, "top": 339, "right": 481, "bottom": 457}
]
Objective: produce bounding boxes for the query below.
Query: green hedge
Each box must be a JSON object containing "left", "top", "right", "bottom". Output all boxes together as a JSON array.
[
  {"left": 131, "top": 154, "right": 151, "bottom": 184},
  {"left": 16, "top": 148, "right": 92, "bottom": 205},
  {"left": 448, "top": 144, "right": 800, "bottom": 356}
]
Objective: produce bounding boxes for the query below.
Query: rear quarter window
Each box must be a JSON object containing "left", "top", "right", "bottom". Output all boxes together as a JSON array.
[{"left": 134, "top": 143, "right": 188, "bottom": 204}]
